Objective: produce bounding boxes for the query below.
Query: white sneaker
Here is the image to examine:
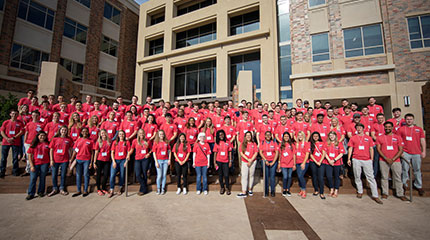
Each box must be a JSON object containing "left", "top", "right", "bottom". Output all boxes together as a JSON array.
[
  {"left": 156, "top": 189, "right": 161, "bottom": 195},
  {"left": 176, "top": 188, "right": 181, "bottom": 195},
  {"left": 161, "top": 190, "right": 166, "bottom": 195},
  {"left": 183, "top": 188, "right": 187, "bottom": 195},
  {"left": 196, "top": 191, "right": 201, "bottom": 195},
  {"left": 204, "top": 191, "right": 208, "bottom": 195}
]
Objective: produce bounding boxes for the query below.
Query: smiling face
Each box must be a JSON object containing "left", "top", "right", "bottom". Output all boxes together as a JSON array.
[{"left": 81, "top": 128, "right": 89, "bottom": 138}]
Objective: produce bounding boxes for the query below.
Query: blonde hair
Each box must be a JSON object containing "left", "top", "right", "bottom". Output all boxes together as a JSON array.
[
  {"left": 154, "top": 130, "right": 167, "bottom": 143},
  {"left": 68, "top": 112, "right": 82, "bottom": 130},
  {"left": 88, "top": 115, "right": 99, "bottom": 128},
  {"left": 202, "top": 117, "right": 215, "bottom": 135},
  {"left": 97, "top": 129, "right": 111, "bottom": 147},
  {"left": 136, "top": 129, "right": 148, "bottom": 147},
  {"left": 326, "top": 131, "right": 339, "bottom": 147}
]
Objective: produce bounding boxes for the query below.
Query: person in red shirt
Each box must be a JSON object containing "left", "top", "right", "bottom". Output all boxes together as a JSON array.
[
  {"left": 214, "top": 130, "right": 233, "bottom": 195},
  {"left": 259, "top": 131, "right": 279, "bottom": 197},
  {"left": 347, "top": 123, "right": 382, "bottom": 204},
  {"left": 93, "top": 129, "right": 113, "bottom": 196},
  {"left": 324, "top": 131, "right": 345, "bottom": 198},
  {"left": 329, "top": 117, "right": 346, "bottom": 143},
  {"left": 309, "top": 132, "right": 326, "bottom": 199},
  {"left": 120, "top": 111, "right": 139, "bottom": 142},
  {"left": 173, "top": 109, "right": 187, "bottom": 134},
  {"left": 48, "top": 126, "right": 73, "bottom": 197},
  {"left": 159, "top": 113, "right": 178, "bottom": 144},
  {"left": 313, "top": 100, "right": 327, "bottom": 117},
  {"left": 58, "top": 102, "right": 70, "bottom": 125},
  {"left": 23, "top": 110, "right": 44, "bottom": 175},
  {"left": 236, "top": 111, "right": 254, "bottom": 146},
  {"left": 70, "top": 127, "right": 94, "bottom": 197},
  {"left": 360, "top": 107, "right": 375, "bottom": 128},
  {"left": 292, "top": 112, "right": 310, "bottom": 141},
  {"left": 200, "top": 117, "right": 216, "bottom": 175},
  {"left": 25, "top": 131, "right": 50, "bottom": 200},
  {"left": 184, "top": 117, "right": 199, "bottom": 146},
  {"left": 108, "top": 130, "right": 130, "bottom": 197},
  {"left": 129, "top": 105, "right": 140, "bottom": 122},
  {"left": 143, "top": 114, "right": 158, "bottom": 142},
  {"left": 237, "top": 131, "right": 258, "bottom": 198},
  {"left": 1, "top": 109, "right": 25, "bottom": 177},
  {"left": 72, "top": 101, "right": 89, "bottom": 126},
  {"left": 89, "top": 101, "right": 105, "bottom": 125},
  {"left": 370, "top": 113, "right": 385, "bottom": 178},
  {"left": 295, "top": 99, "right": 307, "bottom": 114},
  {"left": 311, "top": 114, "right": 330, "bottom": 141},
  {"left": 18, "top": 89, "right": 34, "bottom": 107},
  {"left": 193, "top": 132, "right": 211, "bottom": 195},
  {"left": 398, "top": 113, "right": 426, "bottom": 196},
  {"left": 387, "top": 107, "right": 405, "bottom": 133},
  {"left": 128, "top": 129, "right": 152, "bottom": 196},
  {"left": 256, "top": 115, "right": 273, "bottom": 146},
  {"left": 275, "top": 115, "right": 291, "bottom": 143},
  {"left": 277, "top": 132, "right": 295, "bottom": 197},
  {"left": 100, "top": 111, "right": 119, "bottom": 141},
  {"left": 67, "top": 96, "right": 77, "bottom": 114},
  {"left": 153, "top": 130, "right": 171, "bottom": 195},
  {"left": 28, "top": 96, "right": 40, "bottom": 113},
  {"left": 68, "top": 112, "right": 82, "bottom": 142},
  {"left": 100, "top": 96, "right": 111, "bottom": 117},
  {"left": 39, "top": 101, "right": 53, "bottom": 124},
  {"left": 82, "top": 95, "right": 95, "bottom": 114},
  {"left": 88, "top": 116, "right": 100, "bottom": 143},
  {"left": 367, "top": 97, "right": 384, "bottom": 118},
  {"left": 189, "top": 104, "right": 204, "bottom": 129},
  {"left": 108, "top": 101, "right": 124, "bottom": 124},
  {"left": 18, "top": 104, "right": 31, "bottom": 126},
  {"left": 126, "top": 95, "right": 142, "bottom": 115},
  {"left": 172, "top": 133, "right": 191, "bottom": 195},
  {"left": 340, "top": 106, "right": 353, "bottom": 129},
  {"left": 294, "top": 131, "right": 310, "bottom": 198},
  {"left": 376, "top": 121, "right": 406, "bottom": 201},
  {"left": 347, "top": 113, "right": 370, "bottom": 138}
]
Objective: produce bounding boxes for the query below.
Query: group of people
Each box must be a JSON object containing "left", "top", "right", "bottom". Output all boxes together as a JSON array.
[{"left": 0, "top": 90, "right": 426, "bottom": 204}]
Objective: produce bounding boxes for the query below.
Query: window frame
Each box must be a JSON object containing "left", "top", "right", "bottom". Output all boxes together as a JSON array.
[
  {"left": 17, "top": 0, "right": 55, "bottom": 31},
  {"left": 63, "top": 17, "right": 88, "bottom": 44},
  {"left": 343, "top": 23, "right": 385, "bottom": 58},
  {"left": 175, "top": 22, "right": 217, "bottom": 49},
  {"left": 174, "top": 60, "right": 216, "bottom": 99},
  {"left": 308, "top": 0, "right": 326, "bottom": 8},
  {"left": 60, "top": 58, "right": 84, "bottom": 82},
  {"left": 100, "top": 35, "right": 119, "bottom": 57},
  {"left": 311, "top": 32, "right": 330, "bottom": 62},
  {"left": 104, "top": 2, "right": 121, "bottom": 25},
  {"left": 149, "top": 11, "right": 165, "bottom": 26},
  {"left": 229, "top": 10, "right": 260, "bottom": 36},
  {"left": 406, "top": 15, "right": 430, "bottom": 50},
  {"left": 73, "top": 0, "right": 90, "bottom": 8},
  {"left": 98, "top": 70, "right": 116, "bottom": 90},
  {"left": 147, "top": 70, "right": 163, "bottom": 99},
  {"left": 0, "top": 0, "right": 5, "bottom": 12},
  {"left": 176, "top": 0, "right": 217, "bottom": 17},
  {"left": 10, "top": 43, "right": 50, "bottom": 73},
  {"left": 148, "top": 37, "right": 164, "bottom": 56}
]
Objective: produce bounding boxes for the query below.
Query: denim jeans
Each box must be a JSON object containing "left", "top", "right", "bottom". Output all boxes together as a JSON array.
[
  {"left": 317, "top": 164, "right": 333, "bottom": 194},
  {"left": 263, "top": 160, "right": 278, "bottom": 195},
  {"left": 373, "top": 146, "right": 379, "bottom": 178},
  {"left": 135, "top": 158, "right": 150, "bottom": 193},
  {"left": 309, "top": 161, "right": 321, "bottom": 192},
  {"left": 333, "top": 165, "right": 341, "bottom": 189},
  {"left": 76, "top": 160, "right": 90, "bottom": 193},
  {"left": 281, "top": 167, "right": 293, "bottom": 190},
  {"left": 296, "top": 163, "right": 309, "bottom": 190},
  {"left": 156, "top": 159, "right": 168, "bottom": 191},
  {"left": 110, "top": 159, "right": 126, "bottom": 190},
  {"left": 27, "top": 163, "right": 49, "bottom": 196},
  {"left": 51, "top": 162, "right": 68, "bottom": 191},
  {"left": 1, "top": 145, "right": 20, "bottom": 175},
  {"left": 401, "top": 152, "right": 422, "bottom": 189},
  {"left": 195, "top": 166, "right": 208, "bottom": 191},
  {"left": 217, "top": 161, "right": 229, "bottom": 189}
]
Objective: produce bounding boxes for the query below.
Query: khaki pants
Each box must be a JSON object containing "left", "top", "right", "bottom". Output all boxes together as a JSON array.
[
  {"left": 352, "top": 159, "right": 378, "bottom": 198},
  {"left": 380, "top": 161, "right": 403, "bottom": 196},
  {"left": 241, "top": 161, "right": 257, "bottom": 192}
]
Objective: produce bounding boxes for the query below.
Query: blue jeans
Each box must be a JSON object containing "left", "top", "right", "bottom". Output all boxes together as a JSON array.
[
  {"left": 1, "top": 145, "right": 20, "bottom": 174},
  {"left": 309, "top": 161, "right": 321, "bottom": 192},
  {"left": 281, "top": 167, "right": 293, "bottom": 190},
  {"left": 296, "top": 163, "right": 309, "bottom": 190},
  {"left": 110, "top": 159, "right": 126, "bottom": 190},
  {"left": 373, "top": 146, "right": 379, "bottom": 178},
  {"left": 195, "top": 166, "right": 208, "bottom": 191},
  {"left": 51, "top": 162, "right": 69, "bottom": 190},
  {"left": 135, "top": 158, "right": 150, "bottom": 193},
  {"left": 27, "top": 163, "right": 49, "bottom": 196},
  {"left": 263, "top": 160, "right": 278, "bottom": 195},
  {"left": 317, "top": 164, "right": 333, "bottom": 194},
  {"left": 156, "top": 159, "right": 168, "bottom": 191},
  {"left": 76, "top": 160, "right": 90, "bottom": 193}
]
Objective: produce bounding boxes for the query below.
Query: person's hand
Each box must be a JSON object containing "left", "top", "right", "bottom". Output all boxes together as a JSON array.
[
  {"left": 145, "top": 154, "right": 150, "bottom": 159},
  {"left": 347, "top": 160, "right": 351, "bottom": 167},
  {"left": 30, "top": 166, "right": 35, "bottom": 172},
  {"left": 293, "top": 165, "right": 296, "bottom": 171},
  {"left": 265, "top": 161, "right": 270, "bottom": 166},
  {"left": 214, "top": 163, "right": 218, "bottom": 169},
  {"left": 229, "top": 161, "right": 232, "bottom": 168},
  {"left": 329, "top": 160, "right": 334, "bottom": 166},
  {"left": 89, "top": 163, "right": 92, "bottom": 169},
  {"left": 50, "top": 161, "right": 54, "bottom": 168},
  {"left": 247, "top": 161, "right": 251, "bottom": 167},
  {"left": 6, "top": 138, "right": 14, "bottom": 144},
  {"left": 93, "top": 163, "right": 97, "bottom": 170},
  {"left": 422, "top": 152, "right": 426, "bottom": 159},
  {"left": 126, "top": 156, "right": 130, "bottom": 161},
  {"left": 156, "top": 163, "right": 160, "bottom": 168},
  {"left": 168, "top": 160, "right": 171, "bottom": 166},
  {"left": 277, "top": 166, "right": 281, "bottom": 172},
  {"left": 113, "top": 162, "right": 117, "bottom": 169},
  {"left": 193, "top": 163, "right": 196, "bottom": 168},
  {"left": 301, "top": 164, "right": 305, "bottom": 170}
]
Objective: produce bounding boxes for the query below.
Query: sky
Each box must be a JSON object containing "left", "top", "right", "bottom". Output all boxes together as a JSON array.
[{"left": 134, "top": 0, "right": 149, "bottom": 4}]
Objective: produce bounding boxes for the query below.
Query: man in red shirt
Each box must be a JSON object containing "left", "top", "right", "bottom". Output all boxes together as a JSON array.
[
  {"left": 370, "top": 113, "right": 385, "bottom": 178},
  {"left": 367, "top": 97, "right": 384, "bottom": 118},
  {"left": 313, "top": 100, "right": 327, "bottom": 117},
  {"left": 387, "top": 107, "right": 406, "bottom": 133},
  {"left": 82, "top": 95, "right": 95, "bottom": 114},
  {"left": 347, "top": 123, "right": 382, "bottom": 204},
  {"left": 23, "top": 110, "right": 44, "bottom": 175},
  {"left": 89, "top": 101, "right": 105, "bottom": 125},
  {"left": 376, "top": 121, "right": 406, "bottom": 201},
  {"left": 347, "top": 113, "right": 370, "bottom": 139},
  {"left": 1, "top": 109, "right": 25, "bottom": 177},
  {"left": 18, "top": 89, "right": 34, "bottom": 107},
  {"left": 295, "top": 99, "right": 306, "bottom": 113},
  {"left": 398, "top": 113, "right": 426, "bottom": 196},
  {"left": 310, "top": 114, "right": 330, "bottom": 141},
  {"left": 120, "top": 111, "right": 138, "bottom": 142},
  {"left": 72, "top": 101, "right": 89, "bottom": 125},
  {"left": 256, "top": 115, "right": 273, "bottom": 146},
  {"left": 292, "top": 112, "right": 310, "bottom": 141}
]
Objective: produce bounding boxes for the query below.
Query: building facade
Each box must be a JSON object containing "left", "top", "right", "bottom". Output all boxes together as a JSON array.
[{"left": 0, "top": 0, "right": 139, "bottom": 102}]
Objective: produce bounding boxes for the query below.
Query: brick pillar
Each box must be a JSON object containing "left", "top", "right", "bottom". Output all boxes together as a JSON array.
[
  {"left": 422, "top": 81, "right": 430, "bottom": 145},
  {"left": 84, "top": 0, "right": 104, "bottom": 86},
  {"left": 0, "top": 0, "right": 19, "bottom": 66},
  {"left": 50, "top": 0, "right": 68, "bottom": 62}
]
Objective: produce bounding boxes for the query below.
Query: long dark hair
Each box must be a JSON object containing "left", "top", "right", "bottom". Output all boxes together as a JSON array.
[
  {"left": 280, "top": 131, "right": 294, "bottom": 151},
  {"left": 53, "top": 126, "right": 68, "bottom": 138},
  {"left": 215, "top": 129, "right": 226, "bottom": 145},
  {"left": 185, "top": 117, "right": 196, "bottom": 128},
  {"left": 310, "top": 131, "right": 322, "bottom": 154},
  {"left": 241, "top": 131, "right": 254, "bottom": 153},
  {"left": 175, "top": 133, "right": 188, "bottom": 152},
  {"left": 145, "top": 114, "right": 156, "bottom": 124},
  {"left": 30, "top": 131, "right": 48, "bottom": 148},
  {"left": 116, "top": 130, "right": 127, "bottom": 146}
]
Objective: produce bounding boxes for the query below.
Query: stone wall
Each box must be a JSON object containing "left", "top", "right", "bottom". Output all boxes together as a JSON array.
[{"left": 313, "top": 71, "right": 389, "bottom": 89}]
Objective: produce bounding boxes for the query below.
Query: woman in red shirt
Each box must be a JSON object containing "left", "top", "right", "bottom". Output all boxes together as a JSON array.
[
  {"left": 184, "top": 117, "right": 198, "bottom": 146},
  {"left": 143, "top": 114, "right": 158, "bottom": 142},
  {"left": 69, "top": 127, "right": 94, "bottom": 197},
  {"left": 48, "top": 126, "right": 73, "bottom": 197},
  {"left": 68, "top": 112, "right": 82, "bottom": 142},
  {"left": 324, "top": 131, "right": 345, "bottom": 198},
  {"left": 259, "top": 131, "right": 279, "bottom": 197},
  {"left": 193, "top": 132, "right": 211, "bottom": 195},
  {"left": 128, "top": 129, "right": 152, "bottom": 195},
  {"left": 100, "top": 111, "right": 119, "bottom": 141},
  {"left": 295, "top": 131, "right": 310, "bottom": 198},
  {"left": 153, "top": 130, "right": 171, "bottom": 195},
  {"left": 277, "top": 132, "right": 295, "bottom": 197},
  {"left": 44, "top": 112, "right": 62, "bottom": 141},
  {"left": 172, "top": 133, "right": 191, "bottom": 195},
  {"left": 93, "top": 129, "right": 112, "bottom": 196},
  {"left": 88, "top": 115, "right": 100, "bottom": 143},
  {"left": 26, "top": 131, "right": 50, "bottom": 200},
  {"left": 237, "top": 131, "right": 258, "bottom": 198},
  {"left": 214, "top": 130, "right": 232, "bottom": 195},
  {"left": 309, "top": 132, "right": 326, "bottom": 199},
  {"left": 108, "top": 130, "right": 130, "bottom": 197}
]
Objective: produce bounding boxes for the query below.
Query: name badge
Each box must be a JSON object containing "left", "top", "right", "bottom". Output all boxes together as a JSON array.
[
  {"left": 59, "top": 119, "right": 64, "bottom": 123},
  {"left": 359, "top": 146, "right": 365, "bottom": 150},
  {"left": 146, "top": 133, "right": 152, "bottom": 138},
  {"left": 227, "top": 134, "right": 231, "bottom": 138},
  {"left": 72, "top": 133, "right": 78, "bottom": 137},
  {"left": 315, "top": 152, "right": 321, "bottom": 157},
  {"left": 9, "top": 130, "right": 15, "bottom": 135},
  {"left": 178, "top": 153, "right": 184, "bottom": 158},
  {"left": 125, "top": 129, "right": 130, "bottom": 133},
  {"left": 258, "top": 119, "right": 262, "bottom": 123},
  {"left": 216, "top": 124, "right": 221, "bottom": 128},
  {"left": 37, "top": 154, "right": 43, "bottom": 159},
  {"left": 320, "top": 133, "right": 326, "bottom": 137},
  {"left": 189, "top": 135, "right": 194, "bottom": 139},
  {"left": 245, "top": 151, "right": 250, "bottom": 156},
  {"left": 378, "top": 133, "right": 382, "bottom": 136},
  {"left": 283, "top": 152, "right": 288, "bottom": 157},
  {"left": 108, "top": 130, "right": 113, "bottom": 134},
  {"left": 40, "top": 118, "right": 45, "bottom": 122},
  {"left": 297, "top": 152, "right": 302, "bottom": 156},
  {"left": 75, "top": 148, "right": 79, "bottom": 153},
  {"left": 387, "top": 146, "right": 394, "bottom": 150},
  {"left": 91, "top": 131, "right": 97, "bottom": 135},
  {"left": 406, "top": 136, "right": 412, "bottom": 141},
  {"left": 161, "top": 151, "right": 166, "bottom": 155},
  {"left": 141, "top": 150, "right": 146, "bottom": 154},
  {"left": 267, "top": 152, "right": 272, "bottom": 156},
  {"left": 243, "top": 130, "right": 248, "bottom": 134},
  {"left": 207, "top": 136, "right": 212, "bottom": 141},
  {"left": 36, "top": 126, "right": 41, "bottom": 132},
  {"left": 370, "top": 114, "right": 375, "bottom": 117},
  {"left": 329, "top": 153, "right": 335, "bottom": 158},
  {"left": 56, "top": 149, "right": 63, "bottom": 154},
  {"left": 118, "top": 152, "right": 124, "bottom": 156},
  {"left": 102, "top": 152, "right": 107, "bottom": 156},
  {"left": 220, "top": 152, "right": 226, "bottom": 156},
  {"left": 178, "top": 124, "right": 182, "bottom": 128}
]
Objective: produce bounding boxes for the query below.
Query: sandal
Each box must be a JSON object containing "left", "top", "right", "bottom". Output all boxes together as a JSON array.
[
  {"left": 107, "top": 191, "right": 114, "bottom": 198},
  {"left": 48, "top": 190, "right": 59, "bottom": 197},
  {"left": 97, "top": 190, "right": 104, "bottom": 196},
  {"left": 60, "top": 190, "right": 69, "bottom": 196}
]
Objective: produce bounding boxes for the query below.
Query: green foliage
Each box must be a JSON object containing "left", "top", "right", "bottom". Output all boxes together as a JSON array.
[{"left": 0, "top": 93, "right": 19, "bottom": 126}]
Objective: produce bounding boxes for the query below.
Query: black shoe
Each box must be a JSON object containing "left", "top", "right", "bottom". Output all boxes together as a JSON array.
[
  {"left": 282, "top": 191, "right": 287, "bottom": 196},
  {"left": 226, "top": 189, "right": 231, "bottom": 195},
  {"left": 21, "top": 172, "right": 29, "bottom": 177},
  {"left": 82, "top": 192, "right": 89, "bottom": 197},
  {"left": 25, "top": 195, "right": 34, "bottom": 200},
  {"left": 13, "top": 172, "right": 20, "bottom": 177},
  {"left": 72, "top": 192, "right": 81, "bottom": 197},
  {"left": 320, "top": 194, "right": 326, "bottom": 200},
  {"left": 271, "top": 192, "right": 275, "bottom": 197},
  {"left": 313, "top": 192, "right": 319, "bottom": 196},
  {"left": 220, "top": 188, "right": 225, "bottom": 195},
  {"left": 0, "top": 172, "right": 5, "bottom": 178},
  {"left": 37, "top": 193, "right": 45, "bottom": 198}
]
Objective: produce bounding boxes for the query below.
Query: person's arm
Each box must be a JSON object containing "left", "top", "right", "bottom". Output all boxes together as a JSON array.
[
  {"left": 206, "top": 153, "right": 210, "bottom": 168},
  {"left": 306, "top": 130, "right": 311, "bottom": 141},
  {"left": 24, "top": 131, "right": 28, "bottom": 144},
  {"left": 183, "top": 152, "right": 190, "bottom": 165},
  {"left": 214, "top": 153, "right": 218, "bottom": 169},
  {"left": 90, "top": 151, "right": 94, "bottom": 169},
  {"left": 421, "top": 138, "right": 427, "bottom": 159},
  {"left": 153, "top": 152, "right": 159, "bottom": 168},
  {"left": 49, "top": 149, "right": 54, "bottom": 167},
  {"left": 293, "top": 152, "right": 297, "bottom": 170},
  {"left": 256, "top": 133, "right": 261, "bottom": 146},
  {"left": 167, "top": 150, "right": 171, "bottom": 165},
  {"left": 393, "top": 146, "right": 403, "bottom": 163},
  {"left": 347, "top": 132, "right": 353, "bottom": 139},
  {"left": 339, "top": 134, "right": 345, "bottom": 143},
  {"left": 128, "top": 130, "right": 138, "bottom": 141},
  {"left": 301, "top": 152, "right": 309, "bottom": 170},
  {"left": 94, "top": 150, "right": 100, "bottom": 168},
  {"left": 318, "top": 151, "right": 325, "bottom": 165},
  {"left": 271, "top": 151, "right": 279, "bottom": 166},
  {"left": 229, "top": 151, "right": 232, "bottom": 168},
  {"left": 239, "top": 151, "right": 250, "bottom": 162},
  {"left": 371, "top": 131, "right": 377, "bottom": 141},
  {"left": 275, "top": 133, "right": 282, "bottom": 143},
  {"left": 376, "top": 144, "right": 389, "bottom": 163},
  {"left": 170, "top": 132, "right": 178, "bottom": 143},
  {"left": 369, "top": 145, "right": 374, "bottom": 161},
  {"left": 347, "top": 147, "right": 353, "bottom": 166},
  {"left": 193, "top": 153, "right": 196, "bottom": 168},
  {"left": 28, "top": 153, "right": 35, "bottom": 172}
]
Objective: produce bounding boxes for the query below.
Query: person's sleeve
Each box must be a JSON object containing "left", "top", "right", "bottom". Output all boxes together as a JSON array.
[
  {"left": 347, "top": 137, "right": 354, "bottom": 147},
  {"left": 213, "top": 144, "right": 218, "bottom": 153},
  {"left": 49, "top": 140, "right": 54, "bottom": 149}
]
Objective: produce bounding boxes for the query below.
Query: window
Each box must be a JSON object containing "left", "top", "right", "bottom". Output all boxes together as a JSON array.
[
  {"left": 60, "top": 58, "right": 84, "bottom": 82},
  {"left": 104, "top": 2, "right": 120, "bottom": 25},
  {"left": 279, "top": 45, "right": 291, "bottom": 87},
  {"left": 150, "top": 12, "right": 165, "bottom": 26},
  {"left": 74, "top": 0, "right": 90, "bottom": 8},
  {"left": 98, "top": 71, "right": 116, "bottom": 90},
  {"left": 176, "top": 22, "right": 216, "bottom": 49},
  {"left": 309, "top": 0, "right": 325, "bottom": 8},
  {"left": 280, "top": 90, "right": 292, "bottom": 99},
  {"left": 101, "top": 35, "right": 118, "bottom": 57},
  {"left": 230, "top": 10, "right": 259, "bottom": 36},
  {"left": 175, "top": 60, "right": 216, "bottom": 97},
  {"left": 312, "top": 33, "right": 330, "bottom": 62},
  {"left": 407, "top": 15, "right": 430, "bottom": 49},
  {"left": 230, "top": 52, "right": 260, "bottom": 92},
  {"left": 10, "top": 43, "right": 49, "bottom": 73},
  {"left": 149, "top": 37, "right": 163, "bottom": 56},
  {"left": 147, "top": 70, "right": 162, "bottom": 99},
  {"left": 18, "top": 0, "right": 55, "bottom": 31},
  {"left": 344, "top": 24, "right": 384, "bottom": 58},
  {"left": 63, "top": 18, "right": 88, "bottom": 44},
  {"left": 0, "top": 0, "right": 4, "bottom": 11},
  {"left": 177, "top": 0, "right": 216, "bottom": 16}
]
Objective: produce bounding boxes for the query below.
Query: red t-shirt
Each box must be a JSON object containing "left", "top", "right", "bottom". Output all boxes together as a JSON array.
[
  {"left": 153, "top": 141, "right": 170, "bottom": 160},
  {"left": 330, "top": 126, "right": 346, "bottom": 140},
  {"left": 292, "top": 121, "right": 310, "bottom": 136},
  {"left": 279, "top": 143, "right": 295, "bottom": 168},
  {"left": 275, "top": 124, "right": 291, "bottom": 140},
  {"left": 348, "top": 134, "right": 375, "bottom": 160},
  {"left": 49, "top": 137, "right": 73, "bottom": 163},
  {"left": 18, "top": 97, "right": 31, "bottom": 107},
  {"left": 44, "top": 122, "right": 62, "bottom": 141},
  {"left": 173, "top": 117, "right": 187, "bottom": 133},
  {"left": 367, "top": 104, "right": 384, "bottom": 118},
  {"left": 184, "top": 127, "right": 199, "bottom": 144},
  {"left": 212, "top": 115, "right": 224, "bottom": 129},
  {"left": 160, "top": 123, "right": 178, "bottom": 141},
  {"left": 28, "top": 142, "right": 50, "bottom": 165},
  {"left": 120, "top": 120, "right": 138, "bottom": 138},
  {"left": 310, "top": 123, "right": 330, "bottom": 141},
  {"left": 100, "top": 121, "right": 119, "bottom": 140},
  {"left": 295, "top": 142, "right": 311, "bottom": 164},
  {"left": 340, "top": 115, "right": 353, "bottom": 130},
  {"left": 241, "top": 142, "right": 258, "bottom": 163},
  {"left": 347, "top": 123, "right": 370, "bottom": 137},
  {"left": 131, "top": 139, "right": 152, "bottom": 160},
  {"left": 387, "top": 118, "right": 406, "bottom": 133},
  {"left": 213, "top": 141, "right": 232, "bottom": 163},
  {"left": 94, "top": 140, "right": 112, "bottom": 162},
  {"left": 69, "top": 125, "right": 81, "bottom": 141},
  {"left": 220, "top": 125, "right": 236, "bottom": 141},
  {"left": 107, "top": 110, "right": 124, "bottom": 123},
  {"left": 236, "top": 120, "right": 254, "bottom": 142},
  {"left": 192, "top": 142, "right": 211, "bottom": 167},
  {"left": 72, "top": 111, "right": 89, "bottom": 123},
  {"left": 87, "top": 126, "right": 99, "bottom": 142},
  {"left": 257, "top": 123, "right": 273, "bottom": 142},
  {"left": 376, "top": 134, "right": 404, "bottom": 162},
  {"left": 25, "top": 122, "right": 44, "bottom": 144},
  {"left": 89, "top": 110, "right": 105, "bottom": 121},
  {"left": 58, "top": 111, "right": 70, "bottom": 125},
  {"left": 313, "top": 108, "right": 327, "bottom": 117},
  {"left": 1, "top": 120, "right": 24, "bottom": 145},
  {"left": 201, "top": 127, "right": 215, "bottom": 143},
  {"left": 371, "top": 123, "right": 385, "bottom": 138},
  {"left": 172, "top": 143, "right": 191, "bottom": 162},
  {"left": 259, "top": 140, "right": 278, "bottom": 162},
  {"left": 324, "top": 142, "right": 345, "bottom": 166},
  {"left": 143, "top": 123, "right": 158, "bottom": 140},
  {"left": 311, "top": 142, "right": 325, "bottom": 162},
  {"left": 111, "top": 140, "right": 131, "bottom": 160},
  {"left": 39, "top": 109, "right": 52, "bottom": 124},
  {"left": 73, "top": 137, "right": 94, "bottom": 161},
  {"left": 397, "top": 126, "right": 424, "bottom": 155}
]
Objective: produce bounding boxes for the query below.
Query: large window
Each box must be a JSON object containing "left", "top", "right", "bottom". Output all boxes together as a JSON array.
[
  {"left": 312, "top": 33, "right": 330, "bottom": 62},
  {"left": 149, "top": 37, "right": 164, "bottom": 56},
  {"left": 230, "top": 52, "right": 260, "bottom": 92},
  {"left": 177, "top": 0, "right": 216, "bottom": 16},
  {"left": 407, "top": 15, "right": 430, "bottom": 49},
  {"left": 10, "top": 43, "right": 49, "bottom": 73},
  {"left": 150, "top": 12, "right": 165, "bottom": 26},
  {"left": 99, "top": 71, "right": 116, "bottom": 90},
  {"left": 147, "top": 70, "right": 162, "bottom": 99},
  {"left": 104, "top": 2, "right": 120, "bottom": 25},
  {"left": 74, "top": 0, "right": 90, "bottom": 8},
  {"left": 18, "top": 0, "right": 55, "bottom": 31},
  {"left": 60, "top": 58, "right": 84, "bottom": 82},
  {"left": 64, "top": 18, "right": 88, "bottom": 44},
  {"left": 175, "top": 60, "right": 216, "bottom": 97},
  {"left": 176, "top": 22, "right": 216, "bottom": 49},
  {"left": 230, "top": 10, "right": 259, "bottom": 36},
  {"left": 344, "top": 24, "right": 384, "bottom": 58},
  {"left": 0, "top": 0, "right": 4, "bottom": 11},
  {"left": 309, "top": 0, "right": 325, "bottom": 8},
  {"left": 279, "top": 45, "right": 291, "bottom": 87},
  {"left": 101, "top": 35, "right": 118, "bottom": 57}
]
